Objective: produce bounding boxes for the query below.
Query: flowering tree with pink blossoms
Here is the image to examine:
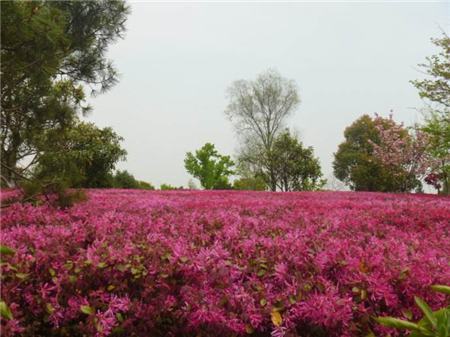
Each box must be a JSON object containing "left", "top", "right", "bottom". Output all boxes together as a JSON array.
[{"left": 370, "top": 114, "right": 440, "bottom": 192}]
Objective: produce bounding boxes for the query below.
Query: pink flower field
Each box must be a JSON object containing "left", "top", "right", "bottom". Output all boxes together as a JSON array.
[{"left": 1, "top": 190, "right": 449, "bottom": 337}]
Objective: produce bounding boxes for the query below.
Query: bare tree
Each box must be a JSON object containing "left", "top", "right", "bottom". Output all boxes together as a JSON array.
[{"left": 225, "top": 69, "right": 300, "bottom": 191}]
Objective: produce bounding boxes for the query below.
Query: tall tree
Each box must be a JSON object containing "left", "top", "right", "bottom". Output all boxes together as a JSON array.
[
  {"left": 421, "top": 112, "right": 450, "bottom": 194},
  {"left": 272, "top": 130, "right": 324, "bottom": 191},
  {"left": 333, "top": 115, "right": 415, "bottom": 192},
  {"left": 1, "top": 1, "right": 130, "bottom": 185},
  {"left": 184, "top": 143, "right": 234, "bottom": 190},
  {"left": 411, "top": 33, "right": 450, "bottom": 194},
  {"left": 225, "top": 69, "right": 300, "bottom": 191}
]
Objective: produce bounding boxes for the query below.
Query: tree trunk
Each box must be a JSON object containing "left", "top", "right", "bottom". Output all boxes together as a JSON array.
[{"left": 1, "top": 150, "right": 19, "bottom": 188}]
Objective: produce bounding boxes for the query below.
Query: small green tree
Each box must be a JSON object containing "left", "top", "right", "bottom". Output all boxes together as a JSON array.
[
  {"left": 184, "top": 143, "right": 234, "bottom": 190},
  {"left": 272, "top": 130, "right": 325, "bottom": 191},
  {"left": 32, "top": 122, "right": 126, "bottom": 188}
]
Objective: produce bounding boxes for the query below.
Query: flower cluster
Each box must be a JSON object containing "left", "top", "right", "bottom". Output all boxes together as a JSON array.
[
  {"left": 371, "top": 114, "right": 439, "bottom": 182},
  {"left": 1, "top": 189, "right": 449, "bottom": 336}
]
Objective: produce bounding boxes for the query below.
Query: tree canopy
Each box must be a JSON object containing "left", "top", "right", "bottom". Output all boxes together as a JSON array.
[
  {"left": 32, "top": 122, "right": 127, "bottom": 188},
  {"left": 233, "top": 176, "right": 267, "bottom": 191},
  {"left": 225, "top": 69, "right": 300, "bottom": 191},
  {"left": 333, "top": 115, "right": 416, "bottom": 192},
  {"left": 272, "top": 130, "right": 324, "bottom": 191},
  {"left": 1, "top": 1, "right": 130, "bottom": 186},
  {"left": 411, "top": 33, "right": 450, "bottom": 194},
  {"left": 184, "top": 143, "right": 234, "bottom": 190},
  {"left": 111, "top": 170, "right": 154, "bottom": 190},
  {"left": 411, "top": 33, "right": 450, "bottom": 108}
]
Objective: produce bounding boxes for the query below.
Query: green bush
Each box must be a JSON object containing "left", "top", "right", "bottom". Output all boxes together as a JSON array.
[{"left": 233, "top": 176, "right": 267, "bottom": 191}]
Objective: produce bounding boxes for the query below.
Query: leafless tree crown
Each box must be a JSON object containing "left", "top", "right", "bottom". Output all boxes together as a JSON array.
[{"left": 225, "top": 69, "right": 300, "bottom": 150}]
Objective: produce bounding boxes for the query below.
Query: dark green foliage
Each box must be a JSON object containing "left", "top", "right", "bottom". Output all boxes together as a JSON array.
[
  {"left": 233, "top": 176, "right": 267, "bottom": 191},
  {"left": 137, "top": 181, "right": 155, "bottom": 190},
  {"left": 111, "top": 170, "right": 154, "bottom": 190},
  {"left": 32, "top": 122, "right": 127, "bottom": 188},
  {"left": 1, "top": 0, "right": 130, "bottom": 185},
  {"left": 272, "top": 130, "right": 325, "bottom": 191},
  {"left": 112, "top": 170, "right": 139, "bottom": 189},
  {"left": 333, "top": 115, "right": 415, "bottom": 192},
  {"left": 160, "top": 184, "right": 181, "bottom": 191},
  {"left": 184, "top": 143, "right": 234, "bottom": 190}
]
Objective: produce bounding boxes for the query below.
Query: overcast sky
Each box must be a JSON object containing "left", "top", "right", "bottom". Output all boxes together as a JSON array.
[{"left": 85, "top": 1, "right": 449, "bottom": 188}]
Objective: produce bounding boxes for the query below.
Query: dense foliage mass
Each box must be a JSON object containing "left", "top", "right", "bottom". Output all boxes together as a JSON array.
[
  {"left": 1, "top": 190, "right": 449, "bottom": 336},
  {"left": 271, "top": 130, "right": 324, "bottom": 191},
  {"left": 1, "top": 0, "right": 129, "bottom": 187},
  {"left": 185, "top": 143, "right": 234, "bottom": 190},
  {"left": 334, "top": 115, "right": 416, "bottom": 192},
  {"left": 411, "top": 33, "right": 449, "bottom": 195}
]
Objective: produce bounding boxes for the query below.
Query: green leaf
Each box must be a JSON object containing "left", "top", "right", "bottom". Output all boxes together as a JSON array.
[
  {"left": 365, "top": 329, "right": 376, "bottom": 337},
  {"left": 0, "top": 245, "right": 15, "bottom": 256},
  {"left": 434, "top": 308, "right": 450, "bottom": 337},
  {"left": 0, "top": 300, "right": 13, "bottom": 320},
  {"left": 116, "top": 264, "right": 127, "bottom": 272},
  {"left": 46, "top": 303, "right": 55, "bottom": 314},
  {"left": 64, "top": 261, "right": 73, "bottom": 270},
  {"left": 414, "top": 296, "right": 437, "bottom": 328},
  {"left": 116, "top": 312, "right": 124, "bottom": 322},
  {"left": 80, "top": 305, "right": 94, "bottom": 315},
  {"left": 288, "top": 295, "right": 296, "bottom": 304},
  {"left": 257, "top": 269, "right": 266, "bottom": 277},
  {"left": 97, "top": 262, "right": 107, "bottom": 269},
  {"left": 260, "top": 298, "right": 267, "bottom": 307},
  {"left": 375, "top": 317, "right": 420, "bottom": 331},
  {"left": 431, "top": 285, "right": 450, "bottom": 295},
  {"left": 402, "top": 309, "right": 413, "bottom": 320},
  {"left": 15, "top": 273, "right": 28, "bottom": 280}
]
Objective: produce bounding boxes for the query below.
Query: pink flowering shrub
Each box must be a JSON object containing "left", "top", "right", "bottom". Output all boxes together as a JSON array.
[
  {"left": 1, "top": 189, "right": 449, "bottom": 336},
  {"left": 370, "top": 114, "right": 441, "bottom": 192}
]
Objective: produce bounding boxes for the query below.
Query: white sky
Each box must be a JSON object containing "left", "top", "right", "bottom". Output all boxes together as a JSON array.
[{"left": 85, "top": 1, "right": 449, "bottom": 188}]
